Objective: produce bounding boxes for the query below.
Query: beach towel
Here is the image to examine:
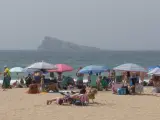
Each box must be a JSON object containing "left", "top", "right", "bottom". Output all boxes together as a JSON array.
[{"left": 40, "top": 92, "right": 47, "bottom": 94}]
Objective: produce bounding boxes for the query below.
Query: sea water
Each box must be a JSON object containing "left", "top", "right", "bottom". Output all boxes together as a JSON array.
[{"left": 0, "top": 50, "right": 159, "bottom": 80}]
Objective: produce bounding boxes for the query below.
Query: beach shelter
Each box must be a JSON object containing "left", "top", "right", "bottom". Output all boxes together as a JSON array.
[
  {"left": 26, "top": 61, "right": 57, "bottom": 70},
  {"left": 78, "top": 65, "right": 108, "bottom": 74},
  {"left": 113, "top": 63, "right": 147, "bottom": 72},
  {"left": 48, "top": 64, "right": 73, "bottom": 73}
]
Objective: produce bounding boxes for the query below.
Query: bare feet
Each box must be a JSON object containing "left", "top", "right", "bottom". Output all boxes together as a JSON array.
[{"left": 47, "top": 100, "right": 52, "bottom": 105}]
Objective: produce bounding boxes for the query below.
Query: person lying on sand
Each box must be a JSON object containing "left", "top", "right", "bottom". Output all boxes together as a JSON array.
[
  {"left": 47, "top": 87, "right": 88, "bottom": 105},
  {"left": 47, "top": 87, "right": 97, "bottom": 105},
  {"left": 47, "top": 95, "right": 72, "bottom": 105}
]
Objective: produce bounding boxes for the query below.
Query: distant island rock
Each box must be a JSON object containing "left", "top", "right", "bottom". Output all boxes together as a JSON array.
[{"left": 37, "top": 36, "right": 102, "bottom": 52}]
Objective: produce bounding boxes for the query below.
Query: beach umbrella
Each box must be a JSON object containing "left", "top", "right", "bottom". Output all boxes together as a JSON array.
[
  {"left": 10, "top": 67, "right": 24, "bottom": 80},
  {"left": 148, "top": 66, "right": 160, "bottom": 71},
  {"left": 113, "top": 63, "right": 147, "bottom": 72},
  {"left": 78, "top": 65, "right": 108, "bottom": 74},
  {"left": 23, "top": 68, "right": 38, "bottom": 74},
  {"left": 26, "top": 61, "right": 57, "bottom": 70},
  {"left": 48, "top": 64, "right": 73, "bottom": 73},
  {"left": 10, "top": 67, "right": 24, "bottom": 73},
  {"left": 148, "top": 67, "right": 160, "bottom": 76},
  {"left": 23, "top": 68, "right": 48, "bottom": 75}
]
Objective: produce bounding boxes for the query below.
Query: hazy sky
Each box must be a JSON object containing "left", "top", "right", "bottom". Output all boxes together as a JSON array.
[{"left": 0, "top": 0, "right": 160, "bottom": 50}]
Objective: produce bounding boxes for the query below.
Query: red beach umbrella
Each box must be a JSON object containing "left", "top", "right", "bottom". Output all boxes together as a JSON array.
[{"left": 48, "top": 64, "right": 73, "bottom": 73}]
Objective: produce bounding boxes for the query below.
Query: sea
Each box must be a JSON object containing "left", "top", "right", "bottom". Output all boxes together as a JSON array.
[{"left": 0, "top": 50, "right": 160, "bottom": 80}]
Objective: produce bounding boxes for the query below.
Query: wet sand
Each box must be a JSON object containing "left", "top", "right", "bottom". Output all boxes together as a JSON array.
[{"left": 0, "top": 87, "right": 160, "bottom": 120}]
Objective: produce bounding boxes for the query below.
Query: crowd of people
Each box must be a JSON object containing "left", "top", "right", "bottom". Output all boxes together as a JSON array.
[{"left": 1, "top": 66, "right": 160, "bottom": 97}]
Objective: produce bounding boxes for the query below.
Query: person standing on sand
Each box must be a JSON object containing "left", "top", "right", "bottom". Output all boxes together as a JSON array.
[
  {"left": 2, "top": 66, "right": 11, "bottom": 91},
  {"left": 76, "top": 67, "right": 84, "bottom": 89}
]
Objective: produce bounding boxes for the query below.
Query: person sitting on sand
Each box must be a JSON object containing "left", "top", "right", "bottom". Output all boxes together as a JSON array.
[
  {"left": 128, "top": 72, "right": 138, "bottom": 94},
  {"left": 152, "top": 76, "right": 160, "bottom": 94},
  {"left": 25, "top": 74, "right": 33, "bottom": 87},
  {"left": 28, "top": 80, "right": 40, "bottom": 94},
  {"left": 121, "top": 72, "right": 130, "bottom": 94},
  {"left": 33, "top": 71, "right": 41, "bottom": 84},
  {"left": 101, "top": 76, "right": 109, "bottom": 91}
]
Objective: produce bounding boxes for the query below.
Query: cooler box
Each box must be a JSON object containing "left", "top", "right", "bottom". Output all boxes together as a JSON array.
[
  {"left": 117, "top": 88, "right": 126, "bottom": 95},
  {"left": 117, "top": 88, "right": 123, "bottom": 95},
  {"left": 121, "top": 88, "right": 126, "bottom": 95}
]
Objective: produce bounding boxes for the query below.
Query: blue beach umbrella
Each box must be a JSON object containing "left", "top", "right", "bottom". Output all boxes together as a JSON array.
[{"left": 78, "top": 65, "right": 108, "bottom": 74}]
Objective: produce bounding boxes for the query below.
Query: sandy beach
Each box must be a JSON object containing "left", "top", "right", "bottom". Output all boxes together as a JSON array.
[{"left": 0, "top": 87, "right": 159, "bottom": 120}]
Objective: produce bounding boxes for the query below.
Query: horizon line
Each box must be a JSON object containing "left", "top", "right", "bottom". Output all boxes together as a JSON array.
[{"left": 0, "top": 49, "right": 160, "bottom": 52}]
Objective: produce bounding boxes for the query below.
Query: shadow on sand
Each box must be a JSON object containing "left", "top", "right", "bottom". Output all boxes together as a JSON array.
[{"left": 134, "top": 93, "right": 160, "bottom": 97}]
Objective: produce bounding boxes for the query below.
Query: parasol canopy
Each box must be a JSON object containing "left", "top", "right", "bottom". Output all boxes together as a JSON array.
[
  {"left": 78, "top": 65, "right": 108, "bottom": 74},
  {"left": 48, "top": 64, "right": 73, "bottom": 73},
  {"left": 113, "top": 63, "right": 147, "bottom": 72},
  {"left": 26, "top": 61, "right": 57, "bottom": 70}
]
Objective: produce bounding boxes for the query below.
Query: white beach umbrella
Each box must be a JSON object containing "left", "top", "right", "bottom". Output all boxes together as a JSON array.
[
  {"left": 10, "top": 67, "right": 24, "bottom": 73},
  {"left": 26, "top": 61, "right": 57, "bottom": 70},
  {"left": 148, "top": 67, "right": 160, "bottom": 76},
  {"left": 10, "top": 67, "right": 24, "bottom": 80},
  {"left": 113, "top": 63, "right": 147, "bottom": 72}
]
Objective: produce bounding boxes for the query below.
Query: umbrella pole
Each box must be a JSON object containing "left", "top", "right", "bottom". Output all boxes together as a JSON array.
[{"left": 17, "top": 73, "right": 19, "bottom": 80}]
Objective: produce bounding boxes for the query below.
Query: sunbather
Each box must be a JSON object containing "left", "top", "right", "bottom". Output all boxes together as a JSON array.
[{"left": 47, "top": 87, "right": 89, "bottom": 105}]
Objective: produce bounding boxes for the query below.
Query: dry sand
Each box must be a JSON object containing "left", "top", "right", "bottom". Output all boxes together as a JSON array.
[{"left": 0, "top": 87, "right": 160, "bottom": 120}]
